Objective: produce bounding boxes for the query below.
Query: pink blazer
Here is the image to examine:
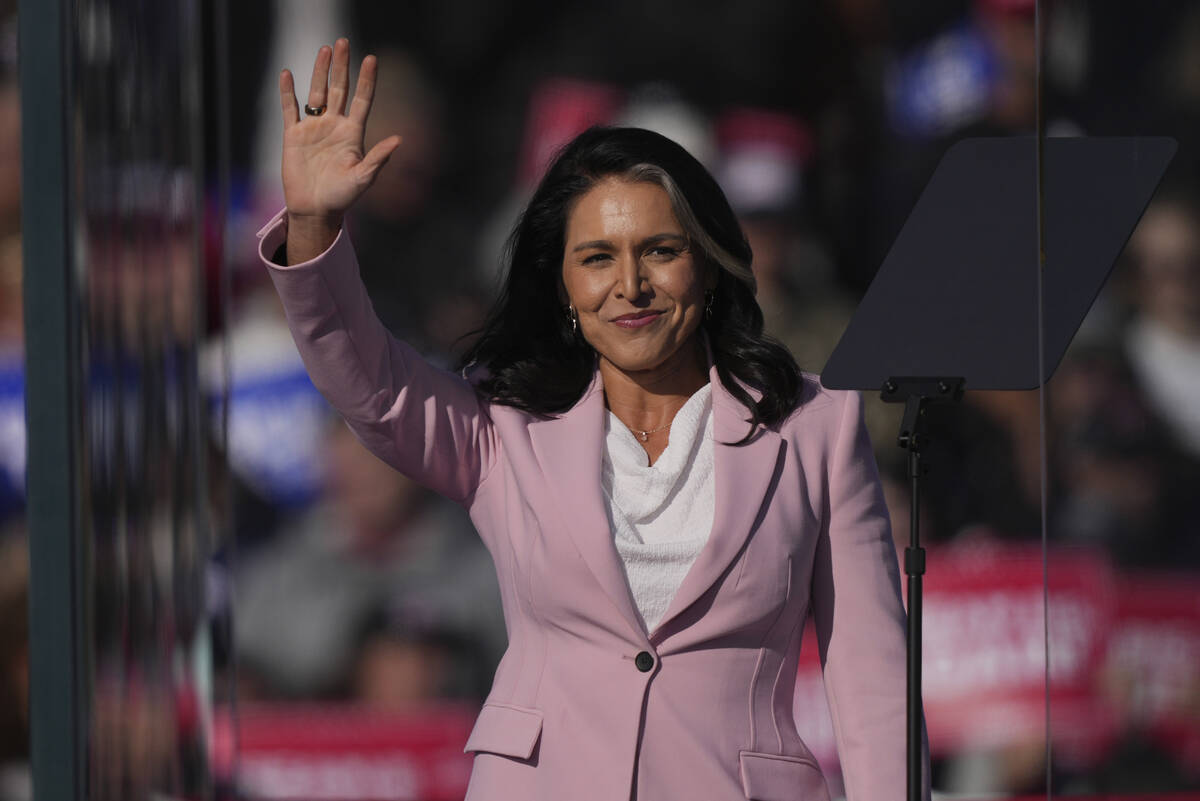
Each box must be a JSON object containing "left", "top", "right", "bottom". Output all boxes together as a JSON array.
[{"left": 258, "top": 210, "right": 930, "bottom": 801}]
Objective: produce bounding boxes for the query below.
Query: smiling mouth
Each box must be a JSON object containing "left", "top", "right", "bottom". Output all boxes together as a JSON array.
[{"left": 611, "top": 310, "right": 664, "bottom": 329}]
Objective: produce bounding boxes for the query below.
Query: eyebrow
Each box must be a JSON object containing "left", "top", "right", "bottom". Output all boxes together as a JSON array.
[{"left": 570, "top": 233, "right": 688, "bottom": 253}]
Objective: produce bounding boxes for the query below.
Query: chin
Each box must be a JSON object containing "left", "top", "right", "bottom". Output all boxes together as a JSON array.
[
  {"left": 589, "top": 327, "right": 702, "bottom": 375},
  {"left": 599, "top": 345, "right": 680, "bottom": 374}
]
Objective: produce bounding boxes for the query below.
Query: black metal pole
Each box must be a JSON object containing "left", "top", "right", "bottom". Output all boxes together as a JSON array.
[
  {"left": 18, "top": 0, "right": 86, "bottom": 799},
  {"left": 896, "top": 393, "right": 928, "bottom": 801},
  {"left": 906, "top": 435, "right": 925, "bottom": 801}
]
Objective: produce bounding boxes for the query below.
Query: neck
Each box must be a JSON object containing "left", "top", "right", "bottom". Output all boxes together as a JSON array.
[{"left": 600, "top": 336, "right": 710, "bottom": 432}]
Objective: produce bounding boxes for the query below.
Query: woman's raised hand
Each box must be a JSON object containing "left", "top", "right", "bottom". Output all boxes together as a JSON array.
[{"left": 278, "top": 39, "right": 401, "bottom": 263}]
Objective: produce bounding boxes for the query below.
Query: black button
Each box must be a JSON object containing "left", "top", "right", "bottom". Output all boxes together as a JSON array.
[{"left": 635, "top": 651, "right": 655, "bottom": 672}]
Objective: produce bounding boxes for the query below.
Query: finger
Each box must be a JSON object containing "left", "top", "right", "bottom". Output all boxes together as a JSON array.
[
  {"left": 328, "top": 38, "right": 351, "bottom": 115},
  {"left": 279, "top": 69, "right": 300, "bottom": 129},
  {"left": 357, "top": 135, "right": 402, "bottom": 183},
  {"left": 347, "top": 54, "right": 378, "bottom": 126},
  {"left": 306, "top": 44, "right": 332, "bottom": 111}
]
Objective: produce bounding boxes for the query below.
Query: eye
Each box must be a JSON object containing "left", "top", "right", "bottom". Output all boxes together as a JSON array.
[
  {"left": 644, "top": 246, "right": 681, "bottom": 262},
  {"left": 581, "top": 252, "right": 611, "bottom": 265}
]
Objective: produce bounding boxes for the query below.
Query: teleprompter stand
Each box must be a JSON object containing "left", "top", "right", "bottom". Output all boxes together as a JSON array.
[
  {"left": 821, "top": 136, "right": 1176, "bottom": 801},
  {"left": 883, "top": 376, "right": 962, "bottom": 801}
]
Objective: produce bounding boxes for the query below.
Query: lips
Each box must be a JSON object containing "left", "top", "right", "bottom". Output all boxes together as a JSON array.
[{"left": 611, "top": 310, "right": 663, "bottom": 329}]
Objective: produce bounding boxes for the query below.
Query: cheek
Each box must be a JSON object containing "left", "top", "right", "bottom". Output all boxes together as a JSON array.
[
  {"left": 563, "top": 268, "right": 609, "bottom": 311},
  {"left": 664, "top": 266, "right": 708, "bottom": 310}
]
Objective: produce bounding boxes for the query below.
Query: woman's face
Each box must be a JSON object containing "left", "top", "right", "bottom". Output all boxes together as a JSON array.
[{"left": 561, "top": 177, "right": 712, "bottom": 376}]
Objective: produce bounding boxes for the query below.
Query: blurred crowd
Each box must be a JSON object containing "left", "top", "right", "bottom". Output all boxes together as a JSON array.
[{"left": 3, "top": 0, "right": 1200, "bottom": 798}]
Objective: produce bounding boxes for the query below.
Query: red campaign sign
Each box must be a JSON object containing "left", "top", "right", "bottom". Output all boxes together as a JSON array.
[
  {"left": 212, "top": 704, "right": 478, "bottom": 801},
  {"left": 795, "top": 542, "right": 1124, "bottom": 771},
  {"left": 919, "top": 542, "right": 1119, "bottom": 762},
  {"left": 1106, "top": 572, "right": 1200, "bottom": 777}
]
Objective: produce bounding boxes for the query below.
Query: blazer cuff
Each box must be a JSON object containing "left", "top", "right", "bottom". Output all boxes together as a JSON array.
[{"left": 256, "top": 207, "right": 347, "bottom": 271}]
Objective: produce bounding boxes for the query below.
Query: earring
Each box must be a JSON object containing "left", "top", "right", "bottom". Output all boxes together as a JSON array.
[
  {"left": 567, "top": 304, "right": 578, "bottom": 334},
  {"left": 704, "top": 290, "right": 715, "bottom": 321}
]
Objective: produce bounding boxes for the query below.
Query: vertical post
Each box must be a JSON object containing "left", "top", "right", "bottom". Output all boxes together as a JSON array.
[
  {"left": 906, "top": 441, "right": 925, "bottom": 801},
  {"left": 899, "top": 393, "right": 927, "bottom": 801},
  {"left": 18, "top": 0, "right": 86, "bottom": 800}
]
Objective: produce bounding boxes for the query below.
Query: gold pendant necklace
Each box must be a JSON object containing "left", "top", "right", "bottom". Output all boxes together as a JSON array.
[{"left": 631, "top": 421, "right": 672, "bottom": 442}]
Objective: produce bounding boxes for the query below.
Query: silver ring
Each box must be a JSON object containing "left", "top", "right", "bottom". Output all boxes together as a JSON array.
[{"left": 304, "top": 103, "right": 327, "bottom": 117}]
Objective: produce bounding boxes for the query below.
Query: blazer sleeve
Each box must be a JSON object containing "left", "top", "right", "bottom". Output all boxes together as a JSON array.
[
  {"left": 809, "top": 388, "right": 931, "bottom": 801},
  {"left": 256, "top": 209, "right": 498, "bottom": 506}
]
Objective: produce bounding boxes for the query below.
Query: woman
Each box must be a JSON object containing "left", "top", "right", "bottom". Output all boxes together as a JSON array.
[{"left": 261, "top": 38, "right": 928, "bottom": 801}]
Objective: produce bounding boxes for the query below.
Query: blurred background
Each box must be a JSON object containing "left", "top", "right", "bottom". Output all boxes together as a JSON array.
[{"left": 5, "top": 0, "right": 1200, "bottom": 798}]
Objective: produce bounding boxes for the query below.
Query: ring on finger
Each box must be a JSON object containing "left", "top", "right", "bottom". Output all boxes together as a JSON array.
[{"left": 304, "top": 103, "right": 328, "bottom": 116}]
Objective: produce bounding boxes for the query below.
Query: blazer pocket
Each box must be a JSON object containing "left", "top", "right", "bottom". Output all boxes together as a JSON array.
[
  {"left": 463, "top": 702, "right": 544, "bottom": 760},
  {"left": 738, "top": 750, "right": 830, "bottom": 801}
]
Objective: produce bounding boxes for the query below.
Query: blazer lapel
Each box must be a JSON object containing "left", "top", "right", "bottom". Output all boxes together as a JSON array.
[
  {"left": 528, "top": 371, "right": 649, "bottom": 642},
  {"left": 651, "top": 367, "right": 784, "bottom": 639}
]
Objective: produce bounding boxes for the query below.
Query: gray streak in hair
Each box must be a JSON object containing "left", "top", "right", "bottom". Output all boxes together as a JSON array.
[{"left": 622, "top": 163, "right": 757, "bottom": 294}]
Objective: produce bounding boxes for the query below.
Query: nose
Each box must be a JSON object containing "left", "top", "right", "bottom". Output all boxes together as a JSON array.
[{"left": 616, "top": 252, "right": 649, "bottom": 301}]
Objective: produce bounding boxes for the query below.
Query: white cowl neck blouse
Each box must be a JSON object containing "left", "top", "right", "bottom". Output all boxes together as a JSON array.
[{"left": 601, "top": 383, "right": 715, "bottom": 635}]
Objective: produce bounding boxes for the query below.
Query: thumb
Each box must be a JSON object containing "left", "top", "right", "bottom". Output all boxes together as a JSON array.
[{"left": 357, "top": 135, "right": 402, "bottom": 183}]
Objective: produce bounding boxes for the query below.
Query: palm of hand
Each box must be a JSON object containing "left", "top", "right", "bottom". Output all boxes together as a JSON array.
[
  {"left": 278, "top": 39, "right": 401, "bottom": 222},
  {"left": 282, "top": 115, "right": 368, "bottom": 218}
]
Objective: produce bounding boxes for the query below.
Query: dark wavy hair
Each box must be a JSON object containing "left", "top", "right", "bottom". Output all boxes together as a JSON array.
[{"left": 458, "top": 126, "right": 803, "bottom": 440}]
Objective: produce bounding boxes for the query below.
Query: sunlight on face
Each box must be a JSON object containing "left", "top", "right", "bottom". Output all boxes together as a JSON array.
[{"left": 561, "top": 178, "right": 712, "bottom": 376}]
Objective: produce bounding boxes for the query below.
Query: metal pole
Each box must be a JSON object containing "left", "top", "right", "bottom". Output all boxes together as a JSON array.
[
  {"left": 18, "top": 0, "right": 86, "bottom": 799},
  {"left": 906, "top": 441, "right": 924, "bottom": 801}
]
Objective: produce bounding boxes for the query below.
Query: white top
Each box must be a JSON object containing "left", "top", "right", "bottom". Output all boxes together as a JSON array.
[
  {"left": 1126, "top": 317, "right": 1200, "bottom": 456},
  {"left": 601, "top": 384, "right": 715, "bottom": 635}
]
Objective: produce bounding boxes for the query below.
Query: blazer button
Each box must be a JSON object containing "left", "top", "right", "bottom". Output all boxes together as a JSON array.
[{"left": 635, "top": 651, "right": 655, "bottom": 672}]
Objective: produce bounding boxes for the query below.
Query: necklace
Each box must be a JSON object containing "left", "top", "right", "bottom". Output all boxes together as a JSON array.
[{"left": 629, "top": 420, "right": 672, "bottom": 442}]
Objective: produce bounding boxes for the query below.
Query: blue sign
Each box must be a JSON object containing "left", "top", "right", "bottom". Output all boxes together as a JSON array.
[{"left": 0, "top": 358, "right": 25, "bottom": 523}]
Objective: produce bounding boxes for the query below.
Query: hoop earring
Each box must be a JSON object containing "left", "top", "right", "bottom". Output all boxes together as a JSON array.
[{"left": 704, "top": 290, "right": 715, "bottom": 321}]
